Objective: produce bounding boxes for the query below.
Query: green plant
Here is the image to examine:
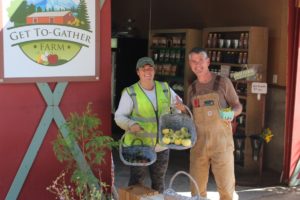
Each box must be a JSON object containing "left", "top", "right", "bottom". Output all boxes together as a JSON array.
[{"left": 47, "top": 103, "right": 118, "bottom": 199}]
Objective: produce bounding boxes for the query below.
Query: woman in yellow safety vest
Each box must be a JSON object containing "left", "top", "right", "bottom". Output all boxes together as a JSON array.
[{"left": 114, "top": 57, "right": 184, "bottom": 192}]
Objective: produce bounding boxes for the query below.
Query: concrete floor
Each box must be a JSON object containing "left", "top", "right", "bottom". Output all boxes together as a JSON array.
[{"left": 112, "top": 149, "right": 300, "bottom": 200}]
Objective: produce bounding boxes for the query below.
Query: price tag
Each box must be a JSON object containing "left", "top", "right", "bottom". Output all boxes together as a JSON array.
[
  {"left": 251, "top": 82, "right": 267, "bottom": 94},
  {"left": 251, "top": 82, "right": 267, "bottom": 101}
]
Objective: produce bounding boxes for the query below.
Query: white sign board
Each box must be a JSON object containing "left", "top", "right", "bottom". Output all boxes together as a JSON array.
[
  {"left": 251, "top": 82, "right": 267, "bottom": 94},
  {"left": 1, "top": 0, "right": 100, "bottom": 83}
]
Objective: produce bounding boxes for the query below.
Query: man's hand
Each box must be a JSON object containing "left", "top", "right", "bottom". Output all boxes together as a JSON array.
[
  {"left": 174, "top": 96, "right": 186, "bottom": 112},
  {"left": 223, "top": 111, "right": 235, "bottom": 121},
  {"left": 221, "top": 111, "right": 235, "bottom": 127}
]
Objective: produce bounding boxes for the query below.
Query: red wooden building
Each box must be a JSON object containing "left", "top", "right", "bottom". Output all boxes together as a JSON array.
[
  {"left": 0, "top": 0, "right": 300, "bottom": 199},
  {"left": 26, "top": 11, "right": 75, "bottom": 25},
  {"left": 0, "top": 1, "right": 111, "bottom": 199}
]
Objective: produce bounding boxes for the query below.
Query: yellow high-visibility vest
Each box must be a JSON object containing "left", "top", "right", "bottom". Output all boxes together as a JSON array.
[{"left": 124, "top": 81, "right": 171, "bottom": 146}]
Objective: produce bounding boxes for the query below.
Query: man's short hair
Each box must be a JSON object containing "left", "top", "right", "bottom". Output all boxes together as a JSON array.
[{"left": 189, "top": 47, "right": 208, "bottom": 58}]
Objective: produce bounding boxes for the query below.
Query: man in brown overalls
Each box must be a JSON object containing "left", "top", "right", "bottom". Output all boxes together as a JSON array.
[{"left": 186, "top": 48, "right": 242, "bottom": 200}]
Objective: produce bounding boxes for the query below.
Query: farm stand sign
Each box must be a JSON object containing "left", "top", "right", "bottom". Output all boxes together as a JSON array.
[{"left": 0, "top": 0, "right": 99, "bottom": 82}]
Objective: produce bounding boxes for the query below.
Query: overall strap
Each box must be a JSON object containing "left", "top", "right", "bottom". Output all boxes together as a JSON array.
[
  {"left": 213, "top": 75, "right": 221, "bottom": 91},
  {"left": 213, "top": 75, "right": 222, "bottom": 109},
  {"left": 192, "top": 81, "right": 197, "bottom": 97}
]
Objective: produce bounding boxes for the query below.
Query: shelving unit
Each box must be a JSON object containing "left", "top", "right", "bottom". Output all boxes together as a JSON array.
[
  {"left": 202, "top": 26, "right": 268, "bottom": 173},
  {"left": 149, "top": 29, "right": 202, "bottom": 102}
]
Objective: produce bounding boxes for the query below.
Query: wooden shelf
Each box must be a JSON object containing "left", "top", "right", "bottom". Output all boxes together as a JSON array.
[
  {"left": 206, "top": 48, "right": 248, "bottom": 52},
  {"left": 210, "top": 62, "right": 248, "bottom": 67},
  {"left": 203, "top": 26, "right": 268, "bottom": 173},
  {"left": 149, "top": 28, "right": 202, "bottom": 102}
]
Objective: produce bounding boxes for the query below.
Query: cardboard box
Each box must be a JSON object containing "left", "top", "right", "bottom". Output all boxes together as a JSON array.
[{"left": 118, "top": 184, "right": 159, "bottom": 200}]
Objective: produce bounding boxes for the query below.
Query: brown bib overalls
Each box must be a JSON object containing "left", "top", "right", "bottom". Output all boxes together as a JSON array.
[{"left": 190, "top": 79, "right": 235, "bottom": 200}]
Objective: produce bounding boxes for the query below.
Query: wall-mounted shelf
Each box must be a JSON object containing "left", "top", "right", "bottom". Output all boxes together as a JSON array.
[
  {"left": 149, "top": 29, "right": 202, "bottom": 102},
  {"left": 203, "top": 26, "right": 268, "bottom": 173}
]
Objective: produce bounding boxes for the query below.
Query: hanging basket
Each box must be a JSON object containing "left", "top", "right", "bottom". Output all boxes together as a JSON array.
[
  {"left": 158, "top": 105, "right": 197, "bottom": 150},
  {"left": 163, "top": 171, "right": 208, "bottom": 200},
  {"left": 119, "top": 133, "right": 157, "bottom": 166}
]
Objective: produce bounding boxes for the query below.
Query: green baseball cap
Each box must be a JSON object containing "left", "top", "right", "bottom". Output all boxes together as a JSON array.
[{"left": 136, "top": 57, "right": 155, "bottom": 69}]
